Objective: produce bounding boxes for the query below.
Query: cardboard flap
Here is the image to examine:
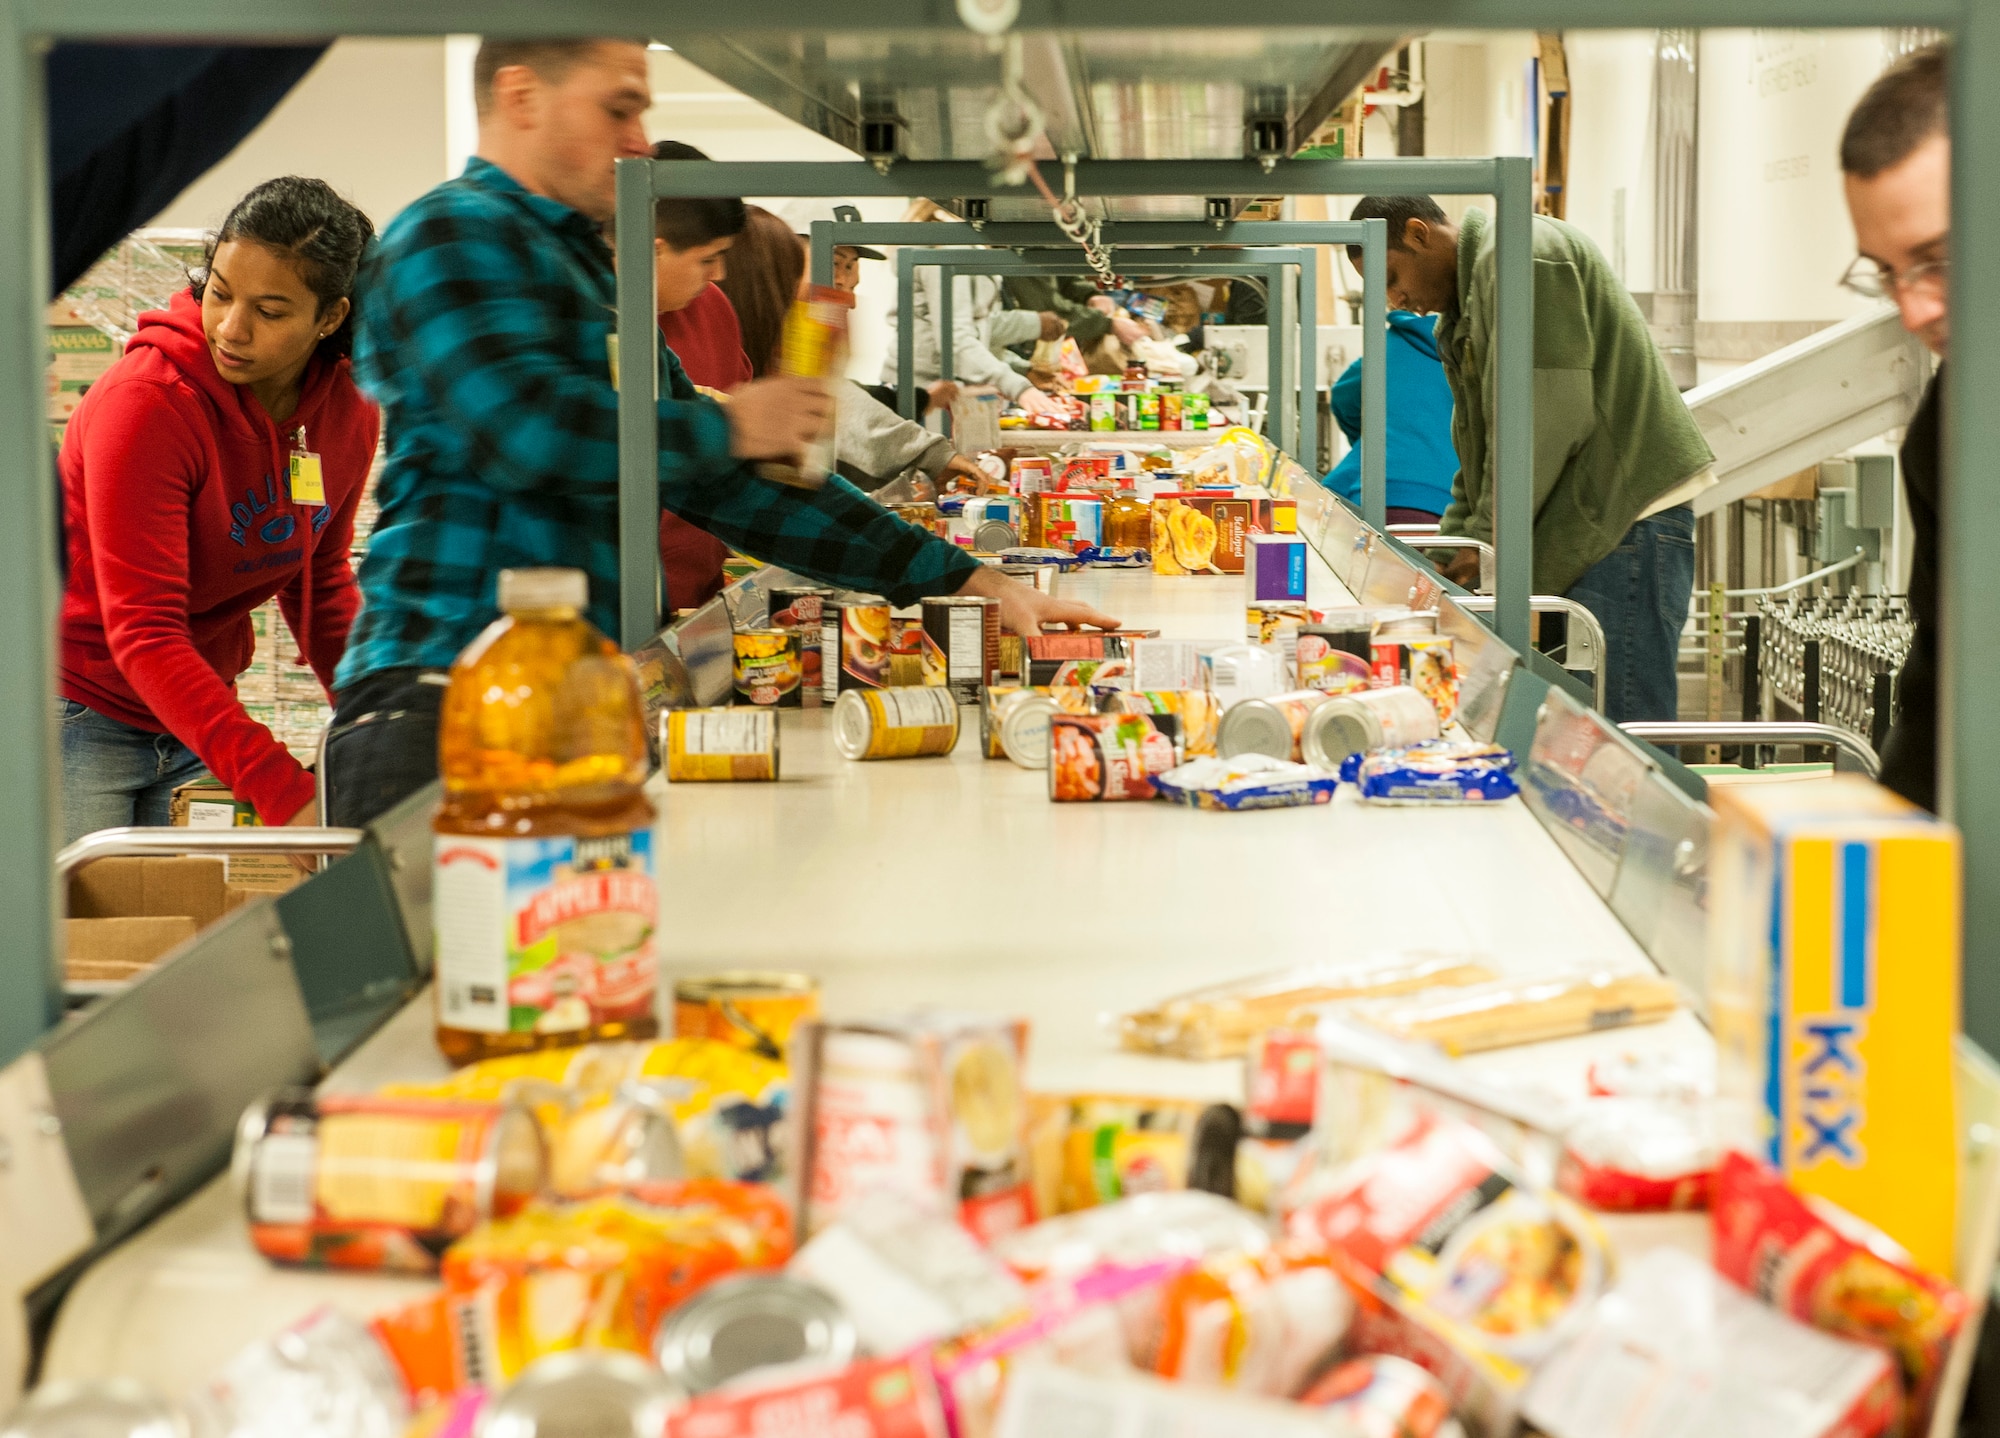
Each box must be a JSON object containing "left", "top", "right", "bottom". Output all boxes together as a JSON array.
[
  {"left": 68, "top": 857, "right": 228, "bottom": 925},
  {"left": 64, "top": 915, "right": 199, "bottom": 974}
]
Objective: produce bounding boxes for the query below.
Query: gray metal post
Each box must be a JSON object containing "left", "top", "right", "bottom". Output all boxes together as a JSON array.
[
  {"left": 1950, "top": 6, "right": 2000, "bottom": 1053},
  {"left": 1360, "top": 217, "right": 1389, "bottom": 530},
  {"left": 1491, "top": 157, "right": 1536, "bottom": 654},
  {"left": 0, "top": 22, "right": 58, "bottom": 1066},
  {"left": 1266, "top": 269, "right": 1289, "bottom": 452},
  {"left": 938, "top": 269, "right": 954, "bottom": 385},
  {"left": 613, "top": 157, "right": 659, "bottom": 647},
  {"left": 809, "top": 220, "right": 834, "bottom": 289},
  {"left": 1298, "top": 258, "right": 1318, "bottom": 472},
  {"left": 896, "top": 250, "right": 917, "bottom": 420}
]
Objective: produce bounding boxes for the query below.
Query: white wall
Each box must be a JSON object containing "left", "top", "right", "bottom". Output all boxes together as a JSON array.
[
  {"left": 1695, "top": 30, "right": 1887, "bottom": 328},
  {"left": 149, "top": 39, "right": 450, "bottom": 233},
  {"left": 1562, "top": 32, "right": 1659, "bottom": 292}
]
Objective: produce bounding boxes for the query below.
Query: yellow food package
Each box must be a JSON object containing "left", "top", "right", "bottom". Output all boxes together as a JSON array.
[
  {"left": 1708, "top": 775, "right": 1960, "bottom": 1276},
  {"left": 1027, "top": 1093, "right": 1206, "bottom": 1216},
  {"left": 387, "top": 1037, "right": 788, "bottom": 1185}
]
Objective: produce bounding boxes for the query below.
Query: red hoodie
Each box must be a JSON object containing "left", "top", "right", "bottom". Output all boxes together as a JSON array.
[
  {"left": 658, "top": 283, "right": 752, "bottom": 613},
  {"left": 59, "top": 289, "right": 377, "bottom": 825}
]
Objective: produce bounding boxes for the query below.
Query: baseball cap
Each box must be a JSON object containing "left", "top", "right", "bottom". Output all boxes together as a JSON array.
[{"left": 777, "top": 199, "right": 886, "bottom": 260}]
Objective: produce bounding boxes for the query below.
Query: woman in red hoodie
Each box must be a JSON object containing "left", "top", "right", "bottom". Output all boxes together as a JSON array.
[{"left": 58, "top": 176, "right": 377, "bottom": 842}]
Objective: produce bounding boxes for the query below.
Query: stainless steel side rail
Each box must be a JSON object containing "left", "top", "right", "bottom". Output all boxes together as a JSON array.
[
  {"left": 1619, "top": 722, "right": 1881, "bottom": 778},
  {"left": 56, "top": 825, "right": 366, "bottom": 886},
  {"left": 1387, "top": 524, "right": 1441, "bottom": 535},
  {"left": 1454, "top": 596, "right": 1609, "bottom": 713},
  {"left": 1398, "top": 535, "right": 1496, "bottom": 595}
]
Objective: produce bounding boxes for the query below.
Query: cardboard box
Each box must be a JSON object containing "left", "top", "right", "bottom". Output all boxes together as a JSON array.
[
  {"left": 1247, "top": 532, "right": 1308, "bottom": 601},
  {"left": 170, "top": 779, "right": 304, "bottom": 893},
  {"left": 1708, "top": 775, "right": 1960, "bottom": 1275},
  {"left": 66, "top": 856, "right": 257, "bottom": 981},
  {"left": 1150, "top": 492, "right": 1282, "bottom": 576}
]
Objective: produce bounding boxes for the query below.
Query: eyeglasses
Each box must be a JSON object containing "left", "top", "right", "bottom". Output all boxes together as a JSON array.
[{"left": 1840, "top": 252, "right": 1949, "bottom": 302}]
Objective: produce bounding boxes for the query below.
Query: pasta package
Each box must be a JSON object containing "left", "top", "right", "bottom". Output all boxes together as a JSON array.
[
  {"left": 1340, "top": 970, "right": 1681, "bottom": 1056},
  {"left": 1116, "top": 953, "right": 1498, "bottom": 1061}
]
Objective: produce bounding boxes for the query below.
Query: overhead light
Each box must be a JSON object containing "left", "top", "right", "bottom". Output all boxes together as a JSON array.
[{"left": 648, "top": 41, "right": 674, "bottom": 51}]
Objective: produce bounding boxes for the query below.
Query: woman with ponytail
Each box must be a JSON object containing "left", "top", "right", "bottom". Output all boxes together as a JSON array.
[{"left": 57, "top": 175, "right": 377, "bottom": 839}]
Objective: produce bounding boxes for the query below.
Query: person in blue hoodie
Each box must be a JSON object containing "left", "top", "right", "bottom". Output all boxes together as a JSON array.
[{"left": 1322, "top": 310, "right": 1457, "bottom": 524}]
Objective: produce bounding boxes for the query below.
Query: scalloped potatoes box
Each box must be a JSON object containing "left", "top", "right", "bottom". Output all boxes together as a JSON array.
[{"left": 1708, "top": 775, "right": 1959, "bottom": 1276}]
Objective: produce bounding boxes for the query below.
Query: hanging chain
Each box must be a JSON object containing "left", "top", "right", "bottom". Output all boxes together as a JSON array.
[{"left": 983, "top": 36, "right": 1119, "bottom": 288}]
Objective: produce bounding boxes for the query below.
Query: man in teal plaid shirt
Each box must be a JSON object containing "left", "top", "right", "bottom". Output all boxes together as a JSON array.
[{"left": 325, "top": 37, "right": 1115, "bottom": 825}]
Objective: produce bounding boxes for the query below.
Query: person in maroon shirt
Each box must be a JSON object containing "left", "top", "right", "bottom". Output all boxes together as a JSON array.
[
  {"left": 57, "top": 176, "right": 376, "bottom": 842},
  {"left": 649, "top": 140, "right": 756, "bottom": 612}
]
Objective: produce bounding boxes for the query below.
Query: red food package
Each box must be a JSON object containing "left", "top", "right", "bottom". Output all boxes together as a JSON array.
[
  {"left": 665, "top": 1354, "right": 948, "bottom": 1438},
  {"left": 1712, "top": 1151, "right": 1968, "bottom": 1425},
  {"left": 1556, "top": 1097, "right": 1715, "bottom": 1212}
]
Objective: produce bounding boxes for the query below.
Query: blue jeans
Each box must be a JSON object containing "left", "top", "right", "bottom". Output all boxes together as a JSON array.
[
  {"left": 58, "top": 698, "right": 210, "bottom": 845},
  {"left": 1564, "top": 505, "right": 1697, "bottom": 724}
]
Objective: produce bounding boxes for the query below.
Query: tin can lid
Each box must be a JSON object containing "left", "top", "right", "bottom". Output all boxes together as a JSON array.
[
  {"left": 1302, "top": 701, "right": 1378, "bottom": 771},
  {"left": 654, "top": 1276, "right": 856, "bottom": 1396},
  {"left": 831, "top": 688, "right": 875, "bottom": 760},
  {"left": 480, "top": 1351, "right": 682, "bottom": 1438},
  {"left": 998, "top": 693, "right": 1058, "bottom": 768},
  {"left": 1216, "top": 700, "right": 1297, "bottom": 760}
]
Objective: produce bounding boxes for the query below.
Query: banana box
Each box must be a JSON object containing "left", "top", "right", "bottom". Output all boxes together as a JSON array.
[
  {"left": 1708, "top": 775, "right": 1960, "bottom": 1275},
  {"left": 1152, "top": 493, "right": 1277, "bottom": 576}
]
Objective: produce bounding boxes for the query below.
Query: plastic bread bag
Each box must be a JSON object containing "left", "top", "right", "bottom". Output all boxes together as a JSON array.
[
  {"left": 1557, "top": 1096, "right": 1717, "bottom": 1212},
  {"left": 1113, "top": 952, "right": 1498, "bottom": 1061},
  {"left": 1335, "top": 969, "right": 1682, "bottom": 1056},
  {"left": 1342, "top": 741, "right": 1519, "bottom": 805},
  {"left": 1712, "top": 1150, "right": 1969, "bottom": 1429},
  {"left": 1154, "top": 753, "right": 1341, "bottom": 812},
  {"left": 1524, "top": 1247, "right": 1902, "bottom": 1438}
]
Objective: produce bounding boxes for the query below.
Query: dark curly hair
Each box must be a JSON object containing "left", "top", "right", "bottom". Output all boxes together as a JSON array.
[{"left": 191, "top": 176, "right": 374, "bottom": 358}]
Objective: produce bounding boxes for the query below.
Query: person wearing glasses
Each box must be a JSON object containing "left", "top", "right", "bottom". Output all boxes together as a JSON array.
[
  {"left": 1839, "top": 45, "right": 1947, "bottom": 810},
  {"left": 1344, "top": 194, "right": 1714, "bottom": 723}
]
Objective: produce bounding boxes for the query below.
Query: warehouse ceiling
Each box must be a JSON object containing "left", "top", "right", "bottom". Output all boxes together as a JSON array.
[{"left": 667, "top": 28, "right": 1403, "bottom": 220}]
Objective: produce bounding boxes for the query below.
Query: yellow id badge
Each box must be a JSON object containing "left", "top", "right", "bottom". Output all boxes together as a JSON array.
[{"left": 288, "top": 451, "right": 326, "bottom": 506}]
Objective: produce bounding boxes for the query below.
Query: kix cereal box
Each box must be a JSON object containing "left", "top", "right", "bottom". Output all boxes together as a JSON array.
[{"left": 1708, "top": 776, "right": 1959, "bottom": 1274}]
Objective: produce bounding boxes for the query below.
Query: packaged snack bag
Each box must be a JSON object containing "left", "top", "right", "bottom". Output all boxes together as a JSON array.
[{"left": 1711, "top": 1150, "right": 1968, "bottom": 1427}]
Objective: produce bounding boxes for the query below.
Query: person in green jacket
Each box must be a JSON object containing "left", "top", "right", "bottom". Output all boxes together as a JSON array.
[{"left": 1348, "top": 195, "right": 1715, "bottom": 722}]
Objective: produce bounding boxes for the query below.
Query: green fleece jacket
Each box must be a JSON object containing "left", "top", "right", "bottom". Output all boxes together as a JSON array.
[{"left": 1435, "top": 208, "right": 1713, "bottom": 593}]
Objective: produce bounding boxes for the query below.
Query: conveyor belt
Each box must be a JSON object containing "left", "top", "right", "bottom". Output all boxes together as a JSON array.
[{"left": 42, "top": 551, "right": 1711, "bottom": 1399}]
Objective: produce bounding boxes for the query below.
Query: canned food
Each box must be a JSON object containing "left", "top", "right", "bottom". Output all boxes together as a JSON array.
[
  {"left": 1013, "top": 455, "right": 1053, "bottom": 495},
  {"left": 1135, "top": 392, "right": 1161, "bottom": 430},
  {"left": 234, "top": 1090, "right": 546, "bottom": 1272},
  {"left": 979, "top": 684, "right": 1023, "bottom": 758},
  {"left": 673, "top": 972, "right": 821, "bottom": 1059},
  {"left": 479, "top": 1348, "right": 684, "bottom": 1438},
  {"left": 890, "top": 502, "right": 945, "bottom": 537},
  {"left": 732, "top": 629, "right": 801, "bottom": 707},
  {"left": 1049, "top": 712, "right": 1183, "bottom": 800},
  {"left": 920, "top": 595, "right": 1001, "bottom": 704},
  {"left": 1216, "top": 689, "right": 1333, "bottom": 761},
  {"left": 1407, "top": 634, "right": 1459, "bottom": 723},
  {"left": 996, "top": 688, "right": 1058, "bottom": 768},
  {"left": 1299, "top": 684, "right": 1442, "bottom": 771},
  {"left": 821, "top": 596, "right": 891, "bottom": 703},
  {"left": 1161, "top": 391, "right": 1183, "bottom": 431},
  {"left": 663, "top": 708, "right": 779, "bottom": 782},
  {"left": 1089, "top": 391, "right": 1116, "bottom": 431},
  {"left": 1370, "top": 610, "right": 1442, "bottom": 688},
  {"left": 1296, "top": 630, "right": 1373, "bottom": 696},
  {"left": 1099, "top": 689, "right": 1220, "bottom": 757},
  {"left": 1184, "top": 391, "right": 1210, "bottom": 429},
  {"left": 654, "top": 1275, "right": 856, "bottom": 1394},
  {"left": 833, "top": 687, "right": 960, "bottom": 760},
  {"left": 796, "top": 1017, "right": 1032, "bottom": 1240},
  {"left": 769, "top": 587, "right": 834, "bottom": 705},
  {"left": 973, "top": 518, "right": 1019, "bottom": 551}
]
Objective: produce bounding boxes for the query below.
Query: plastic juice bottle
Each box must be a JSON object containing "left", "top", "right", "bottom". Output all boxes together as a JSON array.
[{"left": 432, "top": 568, "right": 659, "bottom": 1067}]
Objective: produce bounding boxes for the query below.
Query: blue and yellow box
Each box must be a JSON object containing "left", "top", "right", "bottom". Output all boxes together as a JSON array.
[{"left": 1709, "top": 775, "right": 1959, "bottom": 1275}]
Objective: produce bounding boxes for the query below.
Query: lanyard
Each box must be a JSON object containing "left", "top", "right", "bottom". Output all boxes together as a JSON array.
[{"left": 288, "top": 424, "right": 325, "bottom": 506}]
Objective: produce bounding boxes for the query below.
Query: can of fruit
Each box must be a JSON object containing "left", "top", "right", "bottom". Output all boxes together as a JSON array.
[
  {"left": 832, "top": 687, "right": 960, "bottom": 760},
  {"left": 733, "top": 629, "right": 802, "bottom": 707},
  {"left": 820, "top": 596, "right": 891, "bottom": 704},
  {"left": 1216, "top": 688, "right": 1334, "bottom": 761},
  {"left": 1300, "top": 684, "right": 1442, "bottom": 771},
  {"left": 1296, "top": 629, "right": 1373, "bottom": 695},
  {"left": 233, "top": 1090, "right": 546, "bottom": 1272},
  {"left": 673, "top": 972, "right": 821, "bottom": 1058},
  {"left": 663, "top": 708, "right": 778, "bottom": 781},
  {"left": 1407, "top": 634, "right": 1459, "bottom": 724},
  {"left": 920, "top": 595, "right": 1000, "bottom": 704}
]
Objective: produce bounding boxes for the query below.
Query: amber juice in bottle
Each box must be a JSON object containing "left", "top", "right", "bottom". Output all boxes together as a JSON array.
[{"left": 431, "top": 568, "right": 659, "bottom": 1066}]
